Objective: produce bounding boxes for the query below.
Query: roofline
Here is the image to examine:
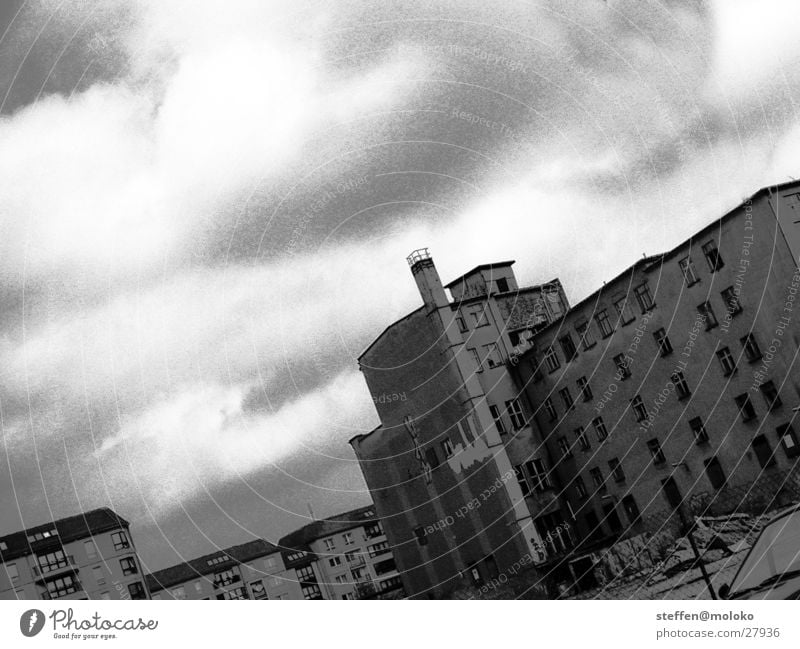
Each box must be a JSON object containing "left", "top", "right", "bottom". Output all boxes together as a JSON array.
[
  {"left": 443, "top": 260, "right": 516, "bottom": 289},
  {"left": 358, "top": 304, "right": 426, "bottom": 362}
]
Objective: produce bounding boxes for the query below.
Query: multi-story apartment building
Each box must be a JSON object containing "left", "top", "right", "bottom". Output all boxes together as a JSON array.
[
  {"left": 277, "top": 505, "right": 403, "bottom": 600},
  {"left": 514, "top": 181, "right": 800, "bottom": 561},
  {"left": 0, "top": 508, "right": 148, "bottom": 600},
  {"left": 147, "top": 539, "right": 303, "bottom": 600},
  {"left": 350, "top": 254, "right": 572, "bottom": 598}
]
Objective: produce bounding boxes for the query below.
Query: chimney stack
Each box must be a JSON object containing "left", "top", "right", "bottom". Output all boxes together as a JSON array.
[{"left": 406, "top": 249, "right": 449, "bottom": 309}]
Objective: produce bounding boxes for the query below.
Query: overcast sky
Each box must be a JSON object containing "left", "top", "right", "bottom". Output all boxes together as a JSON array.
[{"left": 2, "top": 0, "right": 800, "bottom": 571}]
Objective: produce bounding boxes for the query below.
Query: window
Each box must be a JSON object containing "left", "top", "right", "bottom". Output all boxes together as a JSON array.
[
  {"left": 343, "top": 532, "right": 354, "bottom": 545},
  {"left": 721, "top": 286, "right": 742, "bottom": 315},
  {"left": 100, "top": 592, "right": 110, "bottom": 600},
  {"left": 716, "top": 347, "right": 736, "bottom": 376},
  {"left": 631, "top": 395, "right": 647, "bottom": 422},
  {"left": 111, "top": 531, "right": 129, "bottom": 551},
  {"left": 213, "top": 568, "right": 240, "bottom": 589},
  {"left": 489, "top": 404, "right": 506, "bottom": 434},
  {"left": 171, "top": 586, "right": 186, "bottom": 600},
  {"left": 704, "top": 456, "right": 726, "bottom": 489},
  {"left": 514, "top": 465, "right": 531, "bottom": 497},
  {"left": 653, "top": 328, "right": 672, "bottom": 356},
  {"left": 574, "top": 476, "right": 588, "bottom": 499},
  {"left": 734, "top": 393, "right": 757, "bottom": 422},
  {"left": 194, "top": 582, "right": 203, "bottom": 593},
  {"left": 559, "top": 387, "right": 574, "bottom": 410},
  {"left": 575, "top": 426, "right": 590, "bottom": 451},
  {"left": 590, "top": 467, "right": 605, "bottom": 492},
  {"left": 374, "top": 558, "right": 397, "bottom": 575},
  {"left": 483, "top": 343, "right": 501, "bottom": 368},
  {"left": 698, "top": 301, "right": 718, "bottom": 329},
  {"left": 671, "top": 372, "right": 691, "bottom": 399},
  {"left": 413, "top": 527, "right": 428, "bottom": 546},
  {"left": 544, "top": 346, "right": 560, "bottom": 372},
  {"left": 622, "top": 495, "right": 641, "bottom": 525},
  {"left": 269, "top": 576, "right": 281, "bottom": 588},
  {"left": 496, "top": 277, "right": 509, "bottom": 293},
  {"left": 368, "top": 542, "right": 390, "bottom": 558},
  {"left": 595, "top": 309, "right": 614, "bottom": 337},
  {"left": 505, "top": 399, "right": 526, "bottom": 430},
  {"left": 777, "top": 424, "right": 800, "bottom": 458},
  {"left": 759, "top": 380, "right": 782, "bottom": 411},
  {"left": 45, "top": 574, "right": 80, "bottom": 598},
  {"left": 329, "top": 556, "right": 342, "bottom": 568},
  {"left": 84, "top": 540, "right": 97, "bottom": 560},
  {"left": 219, "top": 587, "right": 249, "bottom": 600},
  {"left": 613, "top": 354, "right": 631, "bottom": 380},
  {"left": 529, "top": 356, "right": 544, "bottom": 383},
  {"left": 633, "top": 283, "right": 654, "bottom": 312},
  {"left": 6, "top": 563, "right": 18, "bottom": 582},
  {"left": 577, "top": 377, "right": 593, "bottom": 401},
  {"left": 456, "top": 315, "right": 468, "bottom": 332},
  {"left": 593, "top": 417, "right": 608, "bottom": 441},
  {"left": 576, "top": 319, "right": 596, "bottom": 349},
  {"left": 324, "top": 538, "right": 335, "bottom": 551},
  {"left": 263, "top": 556, "right": 277, "bottom": 569},
  {"left": 440, "top": 438, "right": 455, "bottom": 458},
  {"left": 559, "top": 333, "right": 578, "bottom": 361},
  {"left": 752, "top": 435, "right": 777, "bottom": 469},
  {"left": 661, "top": 477, "right": 683, "bottom": 509},
  {"left": 614, "top": 296, "right": 635, "bottom": 325},
  {"left": 37, "top": 549, "right": 69, "bottom": 573},
  {"left": 120, "top": 557, "right": 138, "bottom": 576},
  {"left": 525, "top": 459, "right": 551, "bottom": 491},
  {"left": 558, "top": 436, "right": 573, "bottom": 460},
  {"left": 208, "top": 555, "right": 227, "bottom": 566},
  {"left": 364, "top": 522, "right": 383, "bottom": 538},
  {"left": 647, "top": 438, "right": 666, "bottom": 465},
  {"left": 424, "top": 448, "right": 440, "bottom": 469},
  {"left": 335, "top": 574, "right": 348, "bottom": 584},
  {"left": 0, "top": 541, "right": 7, "bottom": 552},
  {"left": 379, "top": 576, "right": 403, "bottom": 593},
  {"left": 471, "top": 307, "right": 489, "bottom": 327},
  {"left": 702, "top": 240, "right": 724, "bottom": 271},
  {"left": 609, "top": 458, "right": 625, "bottom": 483},
  {"left": 341, "top": 592, "right": 355, "bottom": 600},
  {"left": 741, "top": 333, "right": 762, "bottom": 362},
  {"left": 133, "top": 583, "right": 153, "bottom": 601},
  {"left": 250, "top": 580, "right": 267, "bottom": 599},
  {"left": 689, "top": 417, "right": 709, "bottom": 444},
  {"left": 469, "top": 347, "right": 483, "bottom": 372},
  {"left": 544, "top": 398, "right": 557, "bottom": 421},
  {"left": 296, "top": 565, "right": 316, "bottom": 583},
  {"left": 679, "top": 257, "right": 699, "bottom": 285}
]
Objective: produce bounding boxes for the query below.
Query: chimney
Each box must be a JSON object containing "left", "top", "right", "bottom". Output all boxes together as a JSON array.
[{"left": 407, "top": 249, "right": 449, "bottom": 309}]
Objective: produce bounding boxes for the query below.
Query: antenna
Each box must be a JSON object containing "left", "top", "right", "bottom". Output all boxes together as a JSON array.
[{"left": 307, "top": 502, "right": 316, "bottom": 521}]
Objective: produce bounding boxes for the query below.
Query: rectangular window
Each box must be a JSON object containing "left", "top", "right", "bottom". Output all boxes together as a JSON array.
[
  {"left": 647, "top": 438, "right": 666, "bottom": 465},
  {"left": 529, "top": 356, "right": 544, "bottom": 383},
  {"left": 576, "top": 319, "right": 596, "bottom": 349},
  {"left": 759, "top": 380, "right": 782, "bottom": 411},
  {"left": 440, "top": 438, "right": 455, "bottom": 458},
  {"left": 577, "top": 377, "right": 593, "bottom": 401},
  {"left": 671, "top": 372, "right": 691, "bottom": 399},
  {"left": 324, "top": 538, "right": 335, "bottom": 551},
  {"left": 213, "top": 568, "right": 241, "bottom": 589},
  {"left": 489, "top": 404, "right": 506, "bottom": 434},
  {"left": 590, "top": 467, "right": 605, "bottom": 492},
  {"left": 633, "top": 283, "right": 654, "bottom": 312},
  {"left": 679, "top": 257, "right": 699, "bottom": 286},
  {"left": 613, "top": 354, "right": 631, "bottom": 380},
  {"left": 482, "top": 343, "right": 502, "bottom": 368},
  {"left": 574, "top": 476, "right": 587, "bottom": 499},
  {"left": 413, "top": 527, "right": 428, "bottom": 546},
  {"left": 557, "top": 436, "right": 573, "bottom": 460},
  {"left": 559, "top": 387, "right": 574, "bottom": 411},
  {"left": 128, "top": 582, "right": 146, "bottom": 600},
  {"left": 622, "top": 495, "right": 641, "bottom": 525},
  {"left": 368, "top": 542, "right": 390, "bottom": 558},
  {"left": 456, "top": 315, "right": 468, "bottom": 332},
  {"left": 295, "top": 565, "right": 316, "bottom": 582},
  {"left": 250, "top": 580, "right": 267, "bottom": 599},
  {"left": 741, "top": 333, "right": 762, "bottom": 362},
  {"left": 329, "top": 556, "right": 342, "bottom": 567},
  {"left": 335, "top": 575, "right": 348, "bottom": 584},
  {"left": 704, "top": 456, "right": 726, "bottom": 489},
  {"left": 559, "top": 333, "right": 578, "bottom": 362},
  {"left": 593, "top": 417, "right": 609, "bottom": 441},
  {"left": 264, "top": 556, "right": 277, "bottom": 569},
  {"left": 575, "top": 426, "right": 590, "bottom": 451},
  {"left": 721, "top": 286, "right": 742, "bottom": 316},
  {"left": 48, "top": 574, "right": 80, "bottom": 598},
  {"left": 120, "top": 557, "right": 138, "bottom": 576},
  {"left": 544, "top": 398, "right": 557, "bottom": 422},
  {"left": 525, "top": 459, "right": 551, "bottom": 491},
  {"left": 752, "top": 435, "right": 777, "bottom": 469},
  {"left": 702, "top": 240, "right": 724, "bottom": 271},
  {"left": 7, "top": 563, "right": 19, "bottom": 582},
  {"left": 425, "top": 447, "right": 440, "bottom": 469},
  {"left": 595, "top": 309, "right": 614, "bottom": 337},
  {"left": 505, "top": 399, "right": 526, "bottom": 430},
  {"left": 544, "top": 346, "right": 560, "bottom": 373},
  {"left": 716, "top": 347, "right": 736, "bottom": 376},
  {"left": 84, "top": 540, "right": 97, "bottom": 560},
  {"left": 631, "top": 395, "right": 647, "bottom": 422},
  {"left": 654, "top": 328, "right": 673, "bottom": 356},
  {"left": 689, "top": 417, "right": 709, "bottom": 444},
  {"left": 698, "top": 301, "right": 718, "bottom": 329},
  {"left": 37, "top": 549, "right": 68, "bottom": 573},
  {"left": 609, "top": 458, "right": 625, "bottom": 483},
  {"left": 614, "top": 296, "right": 635, "bottom": 325},
  {"left": 171, "top": 586, "right": 186, "bottom": 600},
  {"left": 471, "top": 307, "right": 489, "bottom": 327},
  {"left": 469, "top": 347, "right": 483, "bottom": 373},
  {"left": 218, "top": 586, "right": 249, "bottom": 600},
  {"left": 662, "top": 477, "right": 683, "bottom": 509},
  {"left": 496, "top": 277, "right": 509, "bottom": 293},
  {"left": 111, "top": 531, "right": 129, "bottom": 551},
  {"left": 514, "top": 465, "right": 531, "bottom": 497},
  {"left": 734, "top": 393, "right": 757, "bottom": 422},
  {"left": 777, "top": 424, "right": 800, "bottom": 458}
]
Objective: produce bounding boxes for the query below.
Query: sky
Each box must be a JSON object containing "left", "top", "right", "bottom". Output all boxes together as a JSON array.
[{"left": 2, "top": 0, "right": 800, "bottom": 572}]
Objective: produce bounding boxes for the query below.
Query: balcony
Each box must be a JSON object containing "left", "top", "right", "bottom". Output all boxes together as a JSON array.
[
  {"left": 346, "top": 554, "right": 366, "bottom": 568},
  {"left": 33, "top": 555, "right": 79, "bottom": 583}
]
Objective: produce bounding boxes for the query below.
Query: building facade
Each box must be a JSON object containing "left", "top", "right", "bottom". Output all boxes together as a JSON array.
[
  {"left": 350, "top": 252, "right": 572, "bottom": 598},
  {"left": 147, "top": 539, "right": 304, "bottom": 600},
  {"left": 0, "top": 508, "right": 149, "bottom": 601}
]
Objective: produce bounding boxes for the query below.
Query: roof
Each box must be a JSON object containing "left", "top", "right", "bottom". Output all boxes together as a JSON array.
[
  {"left": 0, "top": 507, "right": 130, "bottom": 563},
  {"left": 278, "top": 505, "right": 377, "bottom": 552},
  {"left": 358, "top": 304, "right": 426, "bottom": 362},
  {"left": 444, "top": 260, "right": 516, "bottom": 289},
  {"left": 145, "top": 539, "right": 280, "bottom": 592}
]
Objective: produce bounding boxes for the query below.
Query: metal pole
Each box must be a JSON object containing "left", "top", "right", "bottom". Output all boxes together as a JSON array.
[{"left": 678, "top": 506, "right": 717, "bottom": 599}]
